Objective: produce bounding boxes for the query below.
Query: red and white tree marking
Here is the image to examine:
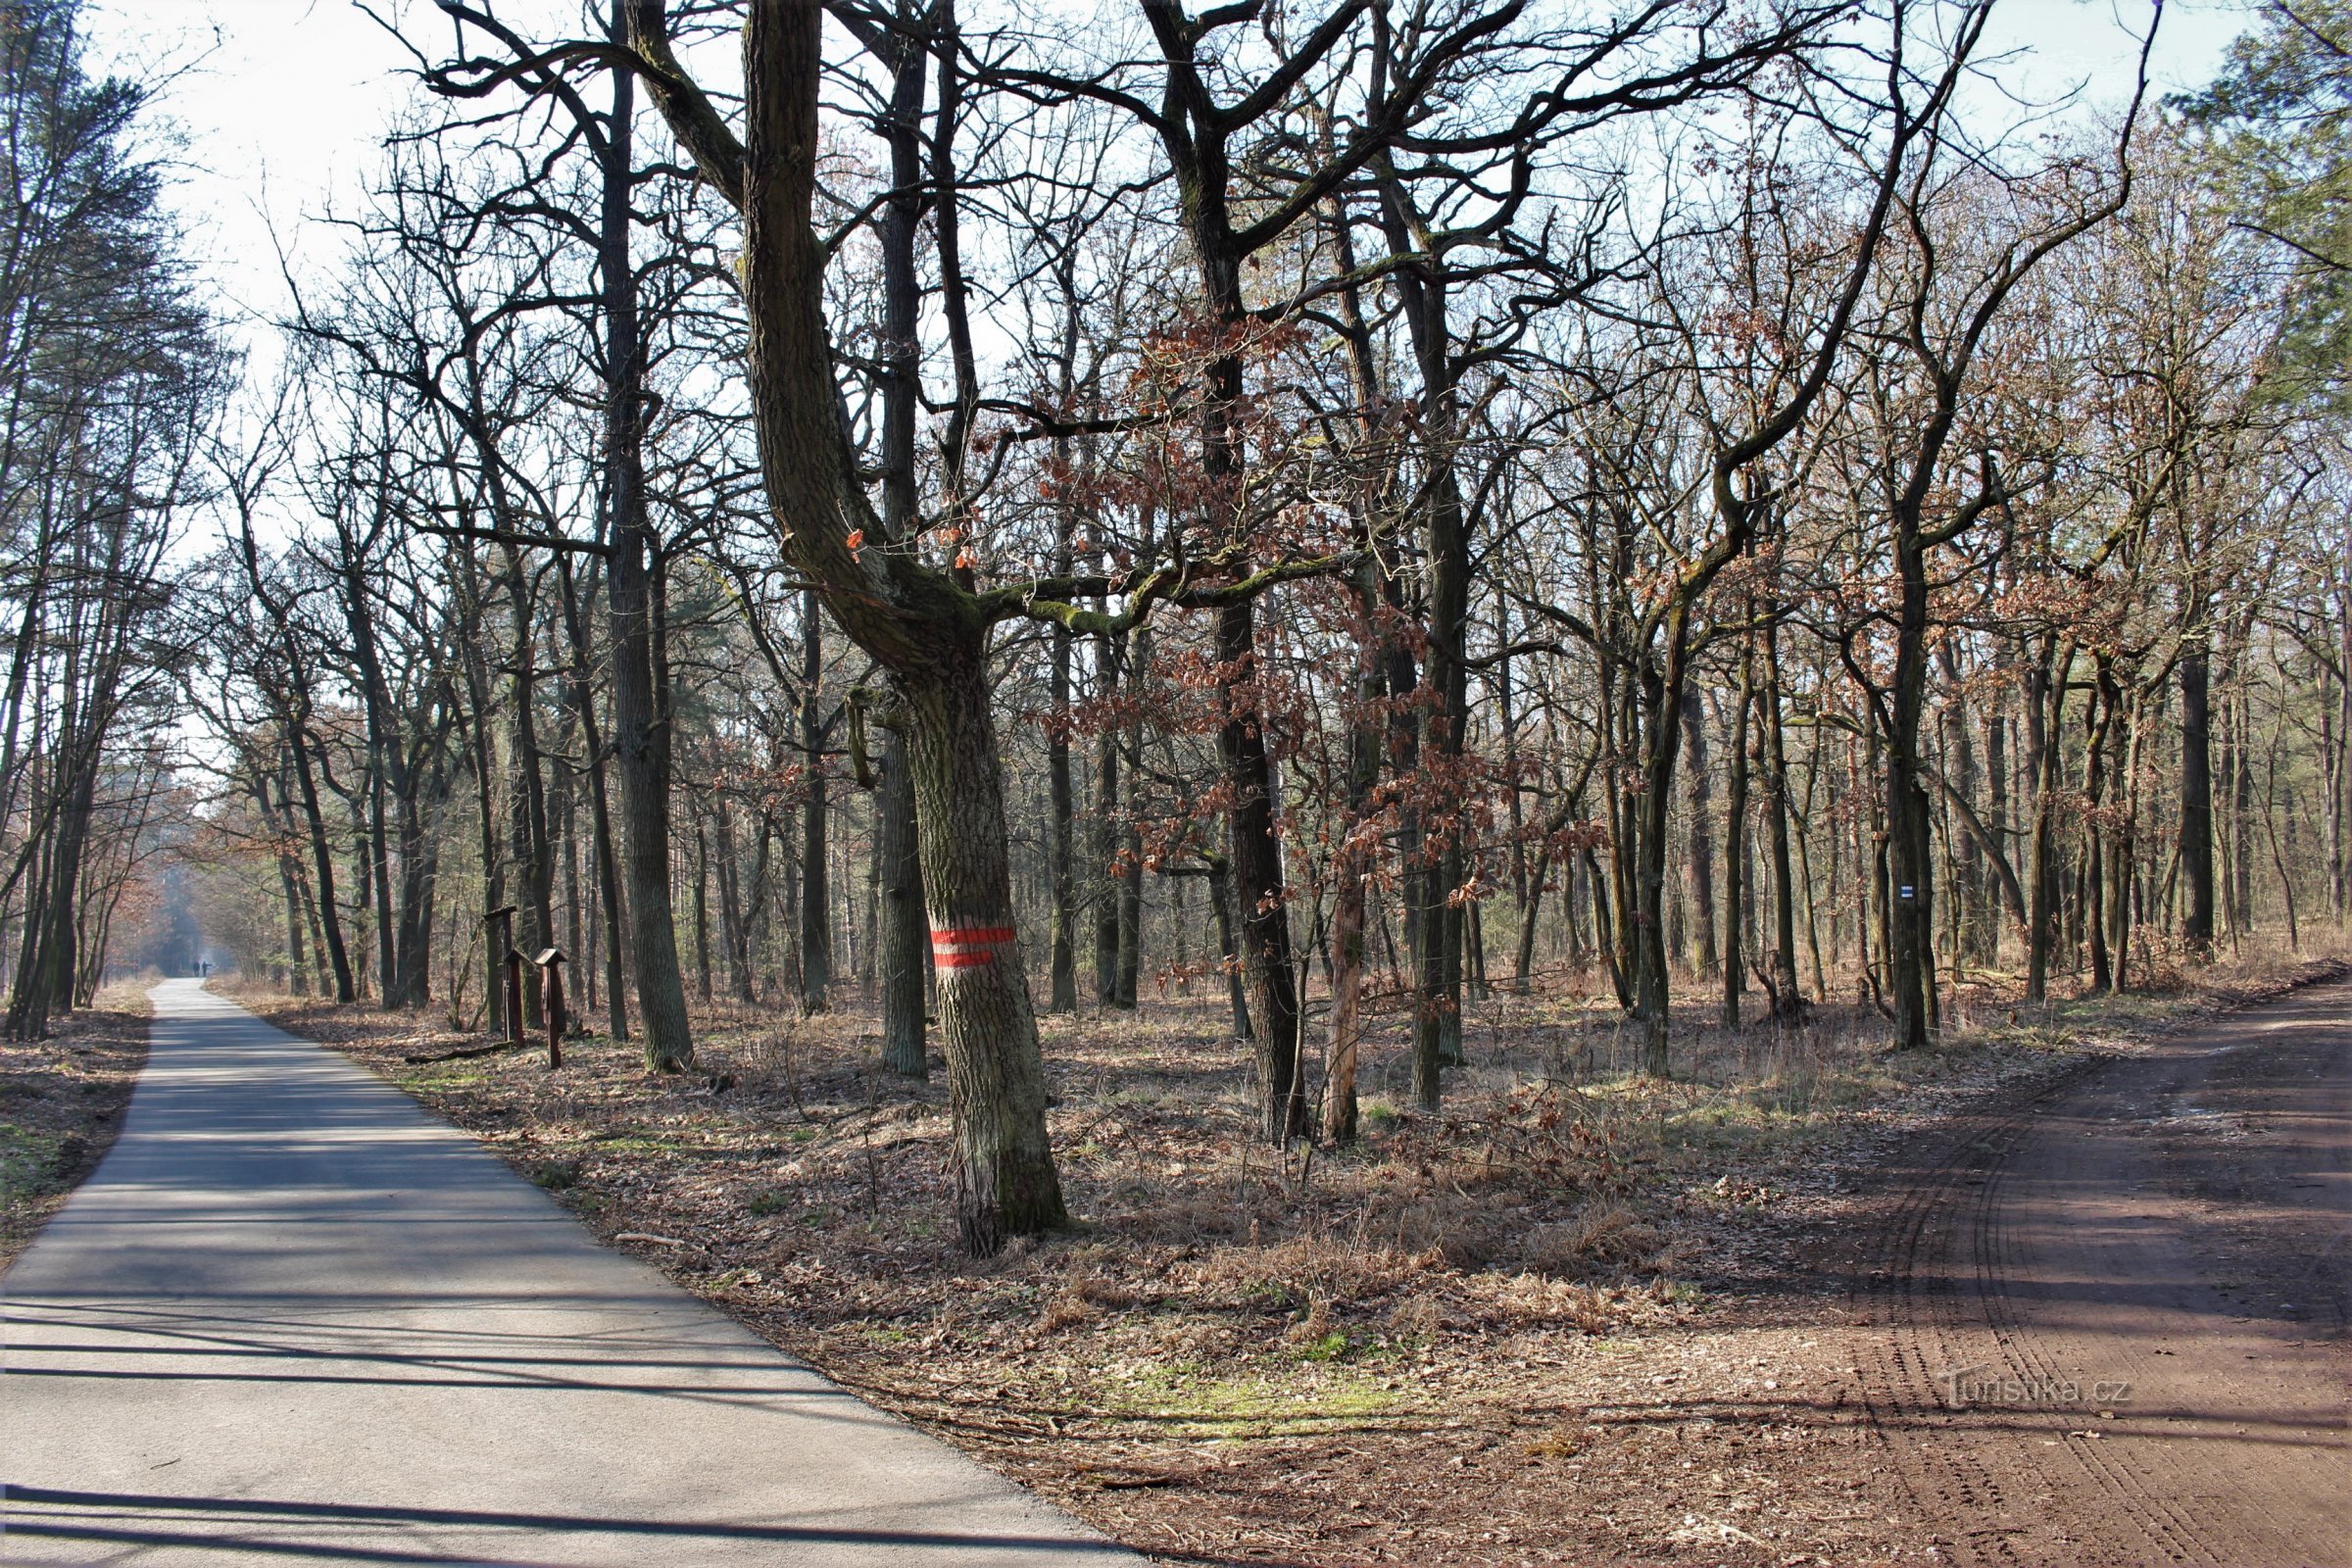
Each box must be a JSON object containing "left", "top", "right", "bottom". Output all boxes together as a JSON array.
[{"left": 930, "top": 925, "right": 1015, "bottom": 970}]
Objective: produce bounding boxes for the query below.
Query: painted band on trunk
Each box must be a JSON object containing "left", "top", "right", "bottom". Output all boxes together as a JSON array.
[{"left": 931, "top": 925, "right": 1015, "bottom": 969}]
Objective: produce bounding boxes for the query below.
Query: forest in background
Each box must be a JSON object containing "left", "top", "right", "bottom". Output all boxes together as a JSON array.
[{"left": 5, "top": 0, "right": 2349, "bottom": 1256}]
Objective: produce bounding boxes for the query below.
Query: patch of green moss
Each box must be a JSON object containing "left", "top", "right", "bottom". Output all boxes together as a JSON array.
[
  {"left": 1104, "top": 1357, "right": 1411, "bottom": 1440},
  {"left": 1983, "top": 1021, "right": 2082, "bottom": 1053},
  {"left": 400, "top": 1069, "right": 487, "bottom": 1092},
  {"left": 0, "top": 1121, "right": 65, "bottom": 1198}
]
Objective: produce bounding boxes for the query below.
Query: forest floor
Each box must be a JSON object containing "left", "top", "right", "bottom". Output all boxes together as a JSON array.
[
  {"left": 0, "top": 984, "right": 150, "bottom": 1277},
  {"left": 235, "top": 941, "right": 2347, "bottom": 1567}
]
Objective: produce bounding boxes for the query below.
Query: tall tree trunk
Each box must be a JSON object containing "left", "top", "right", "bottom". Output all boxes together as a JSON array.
[
  {"left": 1218, "top": 598, "right": 1304, "bottom": 1143},
  {"left": 1042, "top": 280, "right": 1083, "bottom": 1015},
  {"left": 367, "top": 734, "right": 396, "bottom": 1005},
  {"left": 1496, "top": 630, "right": 1532, "bottom": 992},
  {"left": 2084, "top": 665, "right": 2117, "bottom": 994},
  {"left": 1145, "top": 28, "right": 1302, "bottom": 1139},
  {"left": 1047, "top": 613, "right": 1077, "bottom": 1012},
  {"left": 2025, "top": 641, "right": 2069, "bottom": 1002},
  {"left": 392, "top": 765, "right": 438, "bottom": 1007},
  {"left": 1385, "top": 561, "right": 1429, "bottom": 1011},
  {"left": 877, "top": 724, "right": 927, "bottom": 1076},
  {"left": 1682, "top": 688, "right": 1718, "bottom": 979},
  {"left": 1375, "top": 165, "right": 1471, "bottom": 1093},
  {"left": 1985, "top": 707, "right": 2008, "bottom": 969},
  {"left": 1205, "top": 856, "right": 1250, "bottom": 1040},
  {"left": 2336, "top": 527, "right": 2351, "bottom": 921},
  {"left": 2110, "top": 686, "right": 2144, "bottom": 990},
  {"left": 602, "top": 41, "right": 692, "bottom": 1070},
  {"left": 799, "top": 588, "right": 832, "bottom": 1011},
  {"left": 1633, "top": 653, "right": 1683, "bottom": 1073},
  {"left": 1092, "top": 634, "right": 1125, "bottom": 1009},
  {"left": 1885, "top": 534, "right": 1935, "bottom": 1049},
  {"left": 1760, "top": 612, "right": 1804, "bottom": 1017},
  {"left": 686, "top": 0, "right": 1063, "bottom": 1247},
  {"left": 2179, "top": 643, "right": 2215, "bottom": 956},
  {"left": 557, "top": 554, "right": 628, "bottom": 1040},
  {"left": 1723, "top": 658, "right": 1752, "bottom": 1029},
  {"left": 1116, "top": 636, "right": 1145, "bottom": 1008},
  {"left": 693, "top": 817, "right": 713, "bottom": 1002},
  {"left": 1323, "top": 553, "right": 1386, "bottom": 1145},
  {"left": 861, "top": 0, "right": 929, "bottom": 1054},
  {"left": 2233, "top": 685, "right": 2254, "bottom": 940},
  {"left": 503, "top": 547, "right": 555, "bottom": 1023},
  {"left": 713, "top": 792, "right": 754, "bottom": 1004},
  {"left": 258, "top": 774, "right": 312, "bottom": 998},
  {"left": 459, "top": 660, "right": 506, "bottom": 1030},
  {"left": 899, "top": 654, "right": 1065, "bottom": 1250},
  {"left": 288, "top": 720, "right": 356, "bottom": 1004},
  {"left": 279, "top": 851, "right": 311, "bottom": 997}
]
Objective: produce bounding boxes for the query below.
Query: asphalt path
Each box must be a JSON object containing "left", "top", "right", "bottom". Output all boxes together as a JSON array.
[{"left": 1, "top": 980, "right": 1137, "bottom": 1566}]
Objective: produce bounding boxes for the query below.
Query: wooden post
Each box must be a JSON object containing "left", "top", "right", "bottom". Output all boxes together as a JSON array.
[
  {"left": 538, "top": 948, "right": 567, "bottom": 1069},
  {"left": 488, "top": 907, "right": 527, "bottom": 1052},
  {"left": 503, "top": 948, "right": 527, "bottom": 1049},
  {"left": 483, "top": 906, "right": 517, "bottom": 1038}
]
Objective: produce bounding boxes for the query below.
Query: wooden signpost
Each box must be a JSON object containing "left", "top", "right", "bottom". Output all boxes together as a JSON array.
[{"left": 537, "top": 948, "right": 566, "bottom": 1069}]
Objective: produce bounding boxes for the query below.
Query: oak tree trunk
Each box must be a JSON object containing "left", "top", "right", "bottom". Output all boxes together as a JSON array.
[
  {"left": 901, "top": 654, "right": 1066, "bottom": 1250},
  {"left": 2180, "top": 645, "right": 2215, "bottom": 956},
  {"left": 603, "top": 47, "right": 692, "bottom": 1071},
  {"left": 877, "top": 723, "right": 927, "bottom": 1077}
]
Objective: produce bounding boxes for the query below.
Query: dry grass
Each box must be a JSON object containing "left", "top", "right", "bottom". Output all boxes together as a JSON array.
[
  {"left": 241, "top": 934, "right": 2346, "bottom": 1565},
  {"left": 0, "top": 979, "right": 152, "bottom": 1276}
]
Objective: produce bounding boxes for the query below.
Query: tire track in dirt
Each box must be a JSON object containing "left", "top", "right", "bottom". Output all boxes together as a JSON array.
[{"left": 1852, "top": 980, "right": 2351, "bottom": 1566}]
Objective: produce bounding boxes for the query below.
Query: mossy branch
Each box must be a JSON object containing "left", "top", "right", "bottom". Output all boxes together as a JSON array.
[{"left": 988, "top": 551, "right": 1358, "bottom": 638}]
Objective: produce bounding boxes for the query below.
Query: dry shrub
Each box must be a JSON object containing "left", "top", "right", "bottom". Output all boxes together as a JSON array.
[
  {"left": 1038, "top": 1291, "right": 1102, "bottom": 1335},
  {"left": 1486, "top": 1275, "right": 1617, "bottom": 1334},
  {"left": 1283, "top": 1294, "right": 1335, "bottom": 1348},
  {"left": 1387, "top": 1293, "right": 1442, "bottom": 1341},
  {"left": 1152, "top": 1313, "right": 1227, "bottom": 1359},
  {"left": 1133, "top": 1187, "right": 1255, "bottom": 1247},
  {"left": 1438, "top": 1151, "right": 1519, "bottom": 1191},
  {"left": 1070, "top": 1272, "right": 1139, "bottom": 1307},
  {"left": 1381, "top": 1189, "right": 1513, "bottom": 1270},
  {"left": 1034, "top": 1268, "right": 1139, "bottom": 1334},
  {"left": 1187, "top": 1227, "right": 1434, "bottom": 1319},
  {"left": 1519, "top": 1200, "right": 1659, "bottom": 1278},
  {"left": 1488, "top": 1088, "right": 1645, "bottom": 1191},
  {"left": 1642, "top": 1232, "right": 1699, "bottom": 1274}
]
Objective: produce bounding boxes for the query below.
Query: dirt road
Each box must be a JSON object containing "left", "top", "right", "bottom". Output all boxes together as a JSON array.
[{"left": 1849, "top": 979, "right": 2350, "bottom": 1566}]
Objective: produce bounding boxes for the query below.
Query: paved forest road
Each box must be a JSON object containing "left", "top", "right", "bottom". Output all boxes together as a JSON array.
[
  {"left": 1854, "top": 978, "right": 2351, "bottom": 1566},
  {"left": 0, "top": 981, "right": 1136, "bottom": 1566}
]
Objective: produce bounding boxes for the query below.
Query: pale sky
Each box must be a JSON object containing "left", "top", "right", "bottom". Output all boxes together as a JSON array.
[
  {"left": 85, "top": 0, "right": 2254, "bottom": 352},
  {"left": 88, "top": 0, "right": 422, "bottom": 344}
]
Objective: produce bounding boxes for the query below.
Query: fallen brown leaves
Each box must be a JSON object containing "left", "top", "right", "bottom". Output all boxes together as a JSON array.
[
  {"left": 238, "top": 942, "right": 2343, "bottom": 1566},
  {"left": 0, "top": 989, "right": 149, "bottom": 1276}
]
